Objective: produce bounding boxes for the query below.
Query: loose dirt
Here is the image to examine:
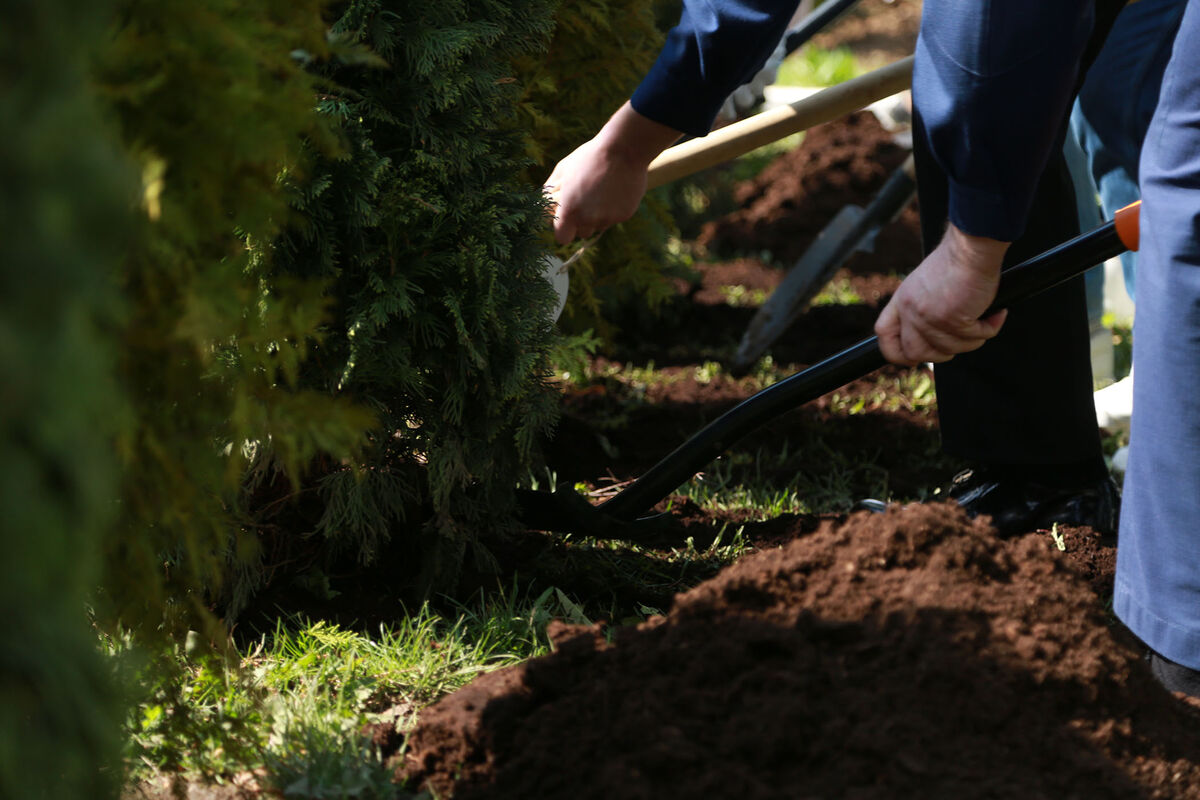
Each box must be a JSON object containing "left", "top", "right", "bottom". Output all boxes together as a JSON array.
[
  {"left": 397, "top": 91, "right": 1200, "bottom": 797},
  {"left": 399, "top": 1, "right": 1200, "bottom": 795},
  {"left": 811, "top": 0, "right": 923, "bottom": 68},
  {"left": 544, "top": 111, "right": 930, "bottom": 491},
  {"left": 698, "top": 109, "right": 917, "bottom": 269},
  {"left": 402, "top": 504, "right": 1200, "bottom": 798}
]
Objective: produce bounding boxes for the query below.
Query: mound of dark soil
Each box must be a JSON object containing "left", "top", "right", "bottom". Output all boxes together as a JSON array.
[
  {"left": 699, "top": 110, "right": 920, "bottom": 270},
  {"left": 401, "top": 504, "right": 1200, "bottom": 799}
]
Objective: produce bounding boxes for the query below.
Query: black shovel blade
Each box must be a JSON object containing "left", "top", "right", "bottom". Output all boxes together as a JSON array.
[{"left": 514, "top": 488, "right": 677, "bottom": 538}]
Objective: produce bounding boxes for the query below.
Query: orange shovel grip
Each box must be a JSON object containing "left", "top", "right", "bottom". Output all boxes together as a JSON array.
[{"left": 1114, "top": 200, "right": 1140, "bottom": 252}]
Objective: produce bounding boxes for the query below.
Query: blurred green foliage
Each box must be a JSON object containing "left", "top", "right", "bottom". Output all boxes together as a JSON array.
[
  {"left": 1, "top": 2, "right": 130, "bottom": 797},
  {"left": 775, "top": 43, "right": 862, "bottom": 87},
  {"left": 94, "top": 0, "right": 377, "bottom": 627}
]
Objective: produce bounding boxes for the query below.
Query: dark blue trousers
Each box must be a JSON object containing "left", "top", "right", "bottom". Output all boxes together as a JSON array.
[{"left": 1116, "top": 0, "right": 1200, "bottom": 671}]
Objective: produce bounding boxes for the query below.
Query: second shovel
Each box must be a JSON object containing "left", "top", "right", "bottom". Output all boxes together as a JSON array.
[{"left": 730, "top": 153, "right": 916, "bottom": 376}]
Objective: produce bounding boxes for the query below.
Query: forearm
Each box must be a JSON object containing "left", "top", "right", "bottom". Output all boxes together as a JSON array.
[
  {"left": 915, "top": 0, "right": 1095, "bottom": 241},
  {"left": 942, "top": 223, "right": 1010, "bottom": 277},
  {"left": 593, "top": 102, "right": 685, "bottom": 172},
  {"left": 547, "top": 0, "right": 800, "bottom": 244}
]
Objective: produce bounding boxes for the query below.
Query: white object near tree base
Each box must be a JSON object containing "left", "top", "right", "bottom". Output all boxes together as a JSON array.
[
  {"left": 1094, "top": 370, "right": 1133, "bottom": 432},
  {"left": 1110, "top": 445, "right": 1130, "bottom": 477},
  {"left": 541, "top": 254, "right": 570, "bottom": 322},
  {"left": 1104, "top": 256, "right": 1135, "bottom": 326},
  {"left": 540, "top": 237, "right": 595, "bottom": 322}
]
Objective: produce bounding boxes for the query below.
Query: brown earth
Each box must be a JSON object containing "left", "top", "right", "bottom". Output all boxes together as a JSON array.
[
  {"left": 402, "top": 504, "right": 1200, "bottom": 798},
  {"left": 811, "top": 0, "right": 923, "bottom": 67},
  {"left": 698, "top": 109, "right": 917, "bottom": 268},
  {"left": 390, "top": 12, "right": 1200, "bottom": 795},
  {"left": 546, "top": 111, "right": 930, "bottom": 494}
]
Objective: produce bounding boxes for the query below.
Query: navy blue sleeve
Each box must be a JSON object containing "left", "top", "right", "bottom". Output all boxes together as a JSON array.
[
  {"left": 914, "top": 0, "right": 1095, "bottom": 241},
  {"left": 631, "top": 0, "right": 799, "bottom": 138}
]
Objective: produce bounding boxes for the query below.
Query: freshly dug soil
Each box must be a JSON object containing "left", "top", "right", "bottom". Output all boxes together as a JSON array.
[
  {"left": 546, "top": 111, "right": 935, "bottom": 497},
  {"left": 810, "top": 0, "right": 923, "bottom": 67},
  {"left": 698, "top": 110, "right": 919, "bottom": 268},
  {"left": 610, "top": 111, "right": 920, "bottom": 367},
  {"left": 403, "top": 504, "right": 1200, "bottom": 799}
]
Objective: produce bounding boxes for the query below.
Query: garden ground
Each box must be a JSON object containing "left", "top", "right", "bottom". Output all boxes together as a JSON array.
[
  {"left": 395, "top": 98, "right": 1200, "bottom": 800},
  {"left": 125, "top": 2, "right": 1200, "bottom": 796}
]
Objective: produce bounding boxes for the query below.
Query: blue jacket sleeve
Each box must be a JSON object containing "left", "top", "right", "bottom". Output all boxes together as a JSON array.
[
  {"left": 631, "top": 0, "right": 799, "bottom": 138},
  {"left": 914, "top": 0, "right": 1095, "bottom": 241}
]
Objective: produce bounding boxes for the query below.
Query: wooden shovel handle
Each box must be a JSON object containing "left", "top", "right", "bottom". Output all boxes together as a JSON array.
[{"left": 645, "top": 56, "right": 914, "bottom": 189}]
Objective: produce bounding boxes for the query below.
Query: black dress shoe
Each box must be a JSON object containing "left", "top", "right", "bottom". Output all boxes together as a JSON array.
[
  {"left": 945, "top": 467, "right": 1120, "bottom": 538},
  {"left": 1147, "top": 650, "right": 1200, "bottom": 699}
]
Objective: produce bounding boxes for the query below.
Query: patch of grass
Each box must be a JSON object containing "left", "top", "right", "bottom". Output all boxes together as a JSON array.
[
  {"left": 775, "top": 44, "right": 861, "bottom": 87},
  {"left": 694, "top": 360, "right": 724, "bottom": 384},
  {"left": 828, "top": 370, "right": 937, "bottom": 416},
  {"left": 550, "top": 524, "right": 756, "bottom": 618},
  {"left": 121, "top": 589, "right": 569, "bottom": 794},
  {"left": 811, "top": 277, "right": 864, "bottom": 307},
  {"left": 720, "top": 284, "right": 770, "bottom": 307},
  {"left": 262, "top": 711, "right": 398, "bottom": 800},
  {"left": 676, "top": 437, "right": 891, "bottom": 516}
]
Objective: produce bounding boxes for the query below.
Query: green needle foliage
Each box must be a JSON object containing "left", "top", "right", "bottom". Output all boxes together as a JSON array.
[
  {"left": 95, "top": 1, "right": 376, "bottom": 628},
  {"left": 266, "top": 0, "right": 564, "bottom": 590},
  {"left": 1, "top": 2, "right": 131, "bottom": 797}
]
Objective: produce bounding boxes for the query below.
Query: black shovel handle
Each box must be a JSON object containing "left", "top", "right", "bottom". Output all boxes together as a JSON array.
[
  {"left": 784, "top": 0, "right": 863, "bottom": 56},
  {"left": 596, "top": 204, "right": 1139, "bottom": 522}
]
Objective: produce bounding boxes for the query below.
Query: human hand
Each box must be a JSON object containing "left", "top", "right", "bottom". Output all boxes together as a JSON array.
[
  {"left": 545, "top": 136, "right": 648, "bottom": 245},
  {"left": 874, "top": 224, "right": 1010, "bottom": 365},
  {"left": 544, "top": 102, "right": 682, "bottom": 245}
]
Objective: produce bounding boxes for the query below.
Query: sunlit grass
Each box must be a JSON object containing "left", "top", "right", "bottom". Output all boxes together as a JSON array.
[
  {"left": 674, "top": 437, "right": 891, "bottom": 517},
  {"left": 720, "top": 284, "right": 771, "bottom": 307},
  {"left": 122, "top": 589, "right": 570, "bottom": 794},
  {"left": 811, "top": 277, "right": 864, "bottom": 307},
  {"left": 828, "top": 370, "right": 937, "bottom": 416},
  {"left": 775, "top": 44, "right": 861, "bottom": 87}
]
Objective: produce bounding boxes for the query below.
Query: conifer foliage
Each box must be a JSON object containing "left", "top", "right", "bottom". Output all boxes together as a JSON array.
[
  {"left": 269, "top": 0, "right": 563, "bottom": 584},
  {"left": 95, "top": 0, "right": 377, "bottom": 624},
  {"left": 1, "top": 2, "right": 129, "bottom": 797}
]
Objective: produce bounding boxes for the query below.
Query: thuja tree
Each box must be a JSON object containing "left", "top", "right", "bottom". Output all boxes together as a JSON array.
[
  {"left": 0, "top": 1, "right": 130, "bottom": 797},
  {"left": 514, "top": 0, "right": 687, "bottom": 338},
  {"left": 95, "top": 0, "right": 376, "bottom": 627},
  {"left": 267, "top": 0, "right": 562, "bottom": 586}
]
